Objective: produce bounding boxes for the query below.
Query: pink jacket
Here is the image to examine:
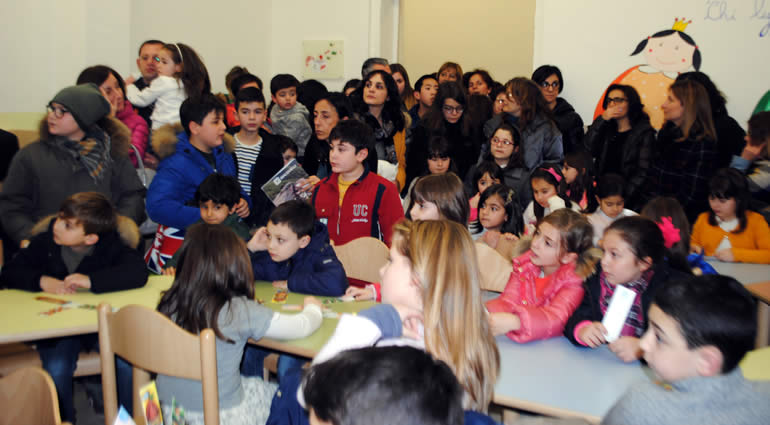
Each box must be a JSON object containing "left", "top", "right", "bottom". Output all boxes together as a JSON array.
[
  {"left": 486, "top": 251, "right": 585, "bottom": 343},
  {"left": 116, "top": 100, "right": 149, "bottom": 167}
]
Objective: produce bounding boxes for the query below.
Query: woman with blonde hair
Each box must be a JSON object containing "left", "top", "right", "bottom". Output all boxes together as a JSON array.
[{"left": 642, "top": 79, "right": 717, "bottom": 221}]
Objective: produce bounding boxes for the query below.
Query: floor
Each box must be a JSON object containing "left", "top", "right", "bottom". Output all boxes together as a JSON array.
[{"left": 73, "top": 378, "right": 105, "bottom": 425}]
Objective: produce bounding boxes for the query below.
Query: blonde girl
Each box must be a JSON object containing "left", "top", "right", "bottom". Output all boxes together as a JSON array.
[{"left": 318, "top": 220, "right": 499, "bottom": 412}]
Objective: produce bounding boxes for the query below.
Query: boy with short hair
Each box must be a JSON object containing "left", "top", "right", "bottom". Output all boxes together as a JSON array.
[
  {"left": 232, "top": 87, "right": 284, "bottom": 227},
  {"left": 311, "top": 120, "right": 404, "bottom": 246},
  {"left": 0, "top": 191, "right": 147, "bottom": 423},
  {"left": 247, "top": 199, "right": 346, "bottom": 296},
  {"left": 302, "top": 346, "right": 464, "bottom": 425},
  {"left": 602, "top": 274, "right": 770, "bottom": 425},
  {"left": 270, "top": 74, "right": 312, "bottom": 158},
  {"left": 409, "top": 73, "right": 439, "bottom": 128},
  {"left": 162, "top": 173, "right": 250, "bottom": 273},
  {"left": 145, "top": 94, "right": 250, "bottom": 272},
  {"left": 730, "top": 111, "right": 770, "bottom": 205},
  {"left": 277, "top": 135, "right": 298, "bottom": 165}
]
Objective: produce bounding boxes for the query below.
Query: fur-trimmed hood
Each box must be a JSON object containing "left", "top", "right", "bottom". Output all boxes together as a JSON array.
[
  {"left": 29, "top": 214, "right": 141, "bottom": 249},
  {"left": 151, "top": 122, "right": 236, "bottom": 161},
  {"left": 38, "top": 116, "right": 132, "bottom": 159}
]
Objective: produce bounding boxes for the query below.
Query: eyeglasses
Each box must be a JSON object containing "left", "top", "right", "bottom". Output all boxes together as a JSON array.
[
  {"left": 442, "top": 105, "right": 464, "bottom": 114},
  {"left": 46, "top": 103, "right": 70, "bottom": 118},
  {"left": 491, "top": 137, "right": 515, "bottom": 146},
  {"left": 540, "top": 81, "right": 560, "bottom": 90},
  {"left": 607, "top": 97, "right": 628, "bottom": 104}
]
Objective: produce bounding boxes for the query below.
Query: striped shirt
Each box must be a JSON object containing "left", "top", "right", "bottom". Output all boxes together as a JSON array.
[{"left": 234, "top": 134, "right": 262, "bottom": 194}]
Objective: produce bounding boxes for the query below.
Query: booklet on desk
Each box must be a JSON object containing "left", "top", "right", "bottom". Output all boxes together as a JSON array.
[{"left": 261, "top": 159, "right": 311, "bottom": 206}]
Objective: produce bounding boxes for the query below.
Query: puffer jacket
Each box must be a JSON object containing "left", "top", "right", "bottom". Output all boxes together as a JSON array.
[
  {"left": 250, "top": 221, "right": 347, "bottom": 296},
  {"left": 486, "top": 250, "right": 585, "bottom": 343},
  {"left": 146, "top": 123, "right": 249, "bottom": 230},
  {"left": 116, "top": 99, "right": 149, "bottom": 167},
  {"left": 0, "top": 117, "right": 146, "bottom": 244}
]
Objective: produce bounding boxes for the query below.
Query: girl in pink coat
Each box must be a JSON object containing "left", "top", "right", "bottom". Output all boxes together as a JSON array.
[{"left": 487, "top": 209, "right": 600, "bottom": 342}]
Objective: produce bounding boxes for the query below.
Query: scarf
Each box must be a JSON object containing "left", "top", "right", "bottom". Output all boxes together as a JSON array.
[
  {"left": 599, "top": 268, "right": 654, "bottom": 337},
  {"left": 59, "top": 126, "right": 112, "bottom": 183}
]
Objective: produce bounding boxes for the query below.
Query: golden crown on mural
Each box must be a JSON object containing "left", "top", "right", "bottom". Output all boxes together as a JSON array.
[{"left": 672, "top": 17, "right": 692, "bottom": 32}]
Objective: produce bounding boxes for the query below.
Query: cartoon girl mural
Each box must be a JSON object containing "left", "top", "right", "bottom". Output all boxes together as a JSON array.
[{"left": 594, "top": 18, "right": 701, "bottom": 129}]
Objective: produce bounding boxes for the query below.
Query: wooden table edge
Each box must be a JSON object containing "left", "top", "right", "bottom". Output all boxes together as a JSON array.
[
  {"left": 248, "top": 337, "right": 316, "bottom": 359},
  {"left": 492, "top": 393, "right": 601, "bottom": 425},
  {"left": 747, "top": 281, "right": 770, "bottom": 304},
  {"left": 0, "top": 324, "right": 97, "bottom": 344}
]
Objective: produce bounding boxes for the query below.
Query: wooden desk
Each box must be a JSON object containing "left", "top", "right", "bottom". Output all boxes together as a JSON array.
[
  {"left": 249, "top": 283, "right": 375, "bottom": 357},
  {"left": 492, "top": 336, "right": 652, "bottom": 424},
  {"left": 0, "top": 276, "right": 173, "bottom": 344}
]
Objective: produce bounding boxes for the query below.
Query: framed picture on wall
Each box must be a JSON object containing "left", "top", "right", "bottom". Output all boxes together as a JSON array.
[{"left": 303, "top": 40, "right": 344, "bottom": 79}]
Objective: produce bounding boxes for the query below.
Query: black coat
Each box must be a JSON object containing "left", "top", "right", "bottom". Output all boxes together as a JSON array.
[
  {"left": 233, "top": 128, "right": 285, "bottom": 228},
  {"left": 1, "top": 220, "right": 148, "bottom": 293},
  {"left": 583, "top": 116, "right": 655, "bottom": 211},
  {"left": 405, "top": 121, "right": 478, "bottom": 194},
  {"left": 563, "top": 262, "right": 686, "bottom": 346},
  {"left": 552, "top": 98, "right": 585, "bottom": 154}
]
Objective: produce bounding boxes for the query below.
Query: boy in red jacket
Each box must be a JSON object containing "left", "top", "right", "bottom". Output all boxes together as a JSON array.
[{"left": 311, "top": 120, "right": 403, "bottom": 246}]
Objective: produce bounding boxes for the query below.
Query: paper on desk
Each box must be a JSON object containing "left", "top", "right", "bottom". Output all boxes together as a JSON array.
[{"left": 601, "top": 285, "right": 636, "bottom": 342}]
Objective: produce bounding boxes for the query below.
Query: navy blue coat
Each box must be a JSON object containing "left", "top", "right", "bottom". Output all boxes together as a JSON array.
[{"left": 250, "top": 221, "right": 347, "bottom": 296}]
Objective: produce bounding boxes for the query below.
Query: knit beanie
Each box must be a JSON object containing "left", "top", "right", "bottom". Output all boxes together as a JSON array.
[{"left": 50, "top": 83, "right": 110, "bottom": 130}]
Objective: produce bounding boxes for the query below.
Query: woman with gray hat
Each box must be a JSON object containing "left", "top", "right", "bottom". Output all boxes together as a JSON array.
[{"left": 0, "top": 83, "right": 146, "bottom": 248}]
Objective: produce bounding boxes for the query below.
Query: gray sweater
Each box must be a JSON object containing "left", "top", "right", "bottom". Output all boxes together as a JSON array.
[
  {"left": 602, "top": 368, "right": 770, "bottom": 425},
  {"left": 156, "top": 297, "right": 322, "bottom": 411}
]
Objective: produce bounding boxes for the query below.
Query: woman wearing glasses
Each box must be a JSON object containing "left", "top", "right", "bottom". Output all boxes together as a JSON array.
[
  {"left": 405, "top": 82, "right": 482, "bottom": 193},
  {"left": 584, "top": 84, "right": 654, "bottom": 211},
  {"left": 0, "top": 83, "right": 146, "bottom": 249},
  {"left": 531, "top": 65, "right": 584, "bottom": 154},
  {"left": 482, "top": 77, "right": 563, "bottom": 173}
]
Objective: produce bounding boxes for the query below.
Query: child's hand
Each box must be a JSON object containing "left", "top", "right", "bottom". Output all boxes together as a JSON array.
[
  {"left": 578, "top": 322, "right": 607, "bottom": 348},
  {"left": 40, "top": 276, "right": 75, "bottom": 294},
  {"left": 303, "top": 296, "right": 322, "bottom": 309},
  {"left": 487, "top": 312, "right": 521, "bottom": 336},
  {"left": 247, "top": 227, "right": 269, "bottom": 252},
  {"left": 690, "top": 245, "right": 703, "bottom": 255},
  {"left": 345, "top": 286, "right": 374, "bottom": 301},
  {"left": 608, "top": 336, "right": 642, "bottom": 362},
  {"left": 715, "top": 248, "right": 735, "bottom": 262},
  {"left": 740, "top": 142, "right": 767, "bottom": 161},
  {"left": 272, "top": 280, "right": 288, "bottom": 290},
  {"left": 296, "top": 176, "right": 321, "bottom": 193},
  {"left": 162, "top": 267, "right": 176, "bottom": 276},
  {"left": 234, "top": 198, "right": 250, "bottom": 218},
  {"left": 469, "top": 193, "right": 480, "bottom": 209},
  {"left": 64, "top": 273, "right": 91, "bottom": 290},
  {"left": 391, "top": 303, "right": 424, "bottom": 340},
  {"left": 481, "top": 230, "right": 502, "bottom": 248}
]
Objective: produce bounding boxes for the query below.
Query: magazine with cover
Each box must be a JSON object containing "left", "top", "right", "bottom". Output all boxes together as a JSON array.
[{"left": 261, "top": 159, "right": 312, "bottom": 206}]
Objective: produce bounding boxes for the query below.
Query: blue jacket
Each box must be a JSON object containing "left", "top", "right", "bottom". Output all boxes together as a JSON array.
[
  {"left": 250, "top": 221, "right": 347, "bottom": 296},
  {"left": 146, "top": 123, "right": 249, "bottom": 229}
]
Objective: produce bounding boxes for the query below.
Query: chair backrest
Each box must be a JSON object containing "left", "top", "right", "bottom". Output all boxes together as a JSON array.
[
  {"left": 332, "top": 237, "right": 389, "bottom": 284},
  {"left": 98, "top": 303, "right": 219, "bottom": 425},
  {"left": 0, "top": 366, "right": 64, "bottom": 425},
  {"left": 475, "top": 242, "right": 513, "bottom": 292}
]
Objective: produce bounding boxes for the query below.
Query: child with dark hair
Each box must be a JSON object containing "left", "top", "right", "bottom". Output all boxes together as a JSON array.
[
  {"left": 1, "top": 192, "right": 147, "bottom": 423},
  {"left": 565, "top": 216, "right": 685, "bottom": 362},
  {"left": 639, "top": 197, "right": 694, "bottom": 275},
  {"left": 126, "top": 42, "right": 211, "bottom": 130},
  {"left": 522, "top": 166, "right": 580, "bottom": 235},
  {"left": 603, "top": 274, "right": 770, "bottom": 425},
  {"left": 145, "top": 94, "right": 250, "bottom": 272},
  {"left": 586, "top": 174, "right": 638, "bottom": 246},
  {"left": 303, "top": 346, "right": 465, "bottom": 425},
  {"left": 407, "top": 73, "right": 439, "bottom": 130},
  {"left": 277, "top": 135, "right": 298, "bottom": 165},
  {"left": 690, "top": 168, "right": 770, "bottom": 263},
  {"left": 470, "top": 184, "right": 523, "bottom": 241},
  {"left": 162, "top": 173, "right": 250, "bottom": 273},
  {"left": 730, "top": 111, "right": 770, "bottom": 206},
  {"left": 342, "top": 78, "right": 360, "bottom": 97},
  {"left": 311, "top": 120, "right": 403, "bottom": 246},
  {"left": 467, "top": 160, "right": 503, "bottom": 222},
  {"left": 401, "top": 135, "right": 456, "bottom": 209},
  {"left": 270, "top": 74, "right": 312, "bottom": 157},
  {"left": 561, "top": 150, "right": 594, "bottom": 210},
  {"left": 248, "top": 199, "right": 346, "bottom": 296}
]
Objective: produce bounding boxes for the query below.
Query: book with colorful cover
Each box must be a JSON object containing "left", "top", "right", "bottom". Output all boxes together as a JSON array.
[{"left": 261, "top": 159, "right": 311, "bottom": 206}]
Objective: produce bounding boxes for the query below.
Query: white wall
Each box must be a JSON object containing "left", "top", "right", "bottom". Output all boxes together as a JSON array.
[
  {"left": 534, "top": 0, "right": 765, "bottom": 128},
  {"left": 0, "top": 0, "right": 394, "bottom": 115}
]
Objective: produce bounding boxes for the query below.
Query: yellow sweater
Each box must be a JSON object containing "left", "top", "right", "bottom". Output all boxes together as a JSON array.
[{"left": 691, "top": 211, "right": 770, "bottom": 264}]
